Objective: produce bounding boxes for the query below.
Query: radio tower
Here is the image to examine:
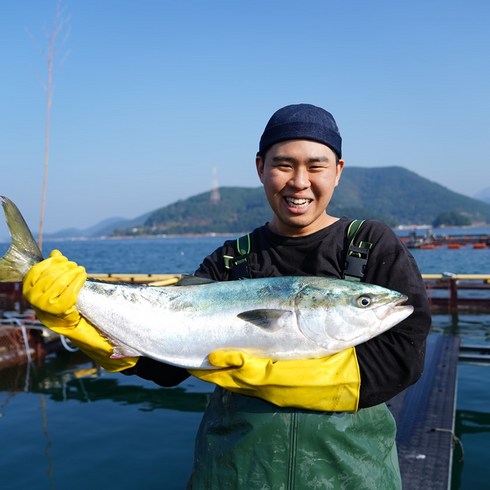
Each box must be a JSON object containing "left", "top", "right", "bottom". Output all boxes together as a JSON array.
[{"left": 210, "top": 166, "right": 220, "bottom": 204}]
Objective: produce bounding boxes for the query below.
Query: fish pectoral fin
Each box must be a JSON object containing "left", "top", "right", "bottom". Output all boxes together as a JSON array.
[{"left": 237, "top": 309, "right": 293, "bottom": 331}]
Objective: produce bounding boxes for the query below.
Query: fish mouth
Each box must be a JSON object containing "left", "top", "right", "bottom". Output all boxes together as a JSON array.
[
  {"left": 374, "top": 294, "right": 413, "bottom": 321},
  {"left": 389, "top": 295, "right": 414, "bottom": 318},
  {"left": 394, "top": 295, "right": 409, "bottom": 307}
]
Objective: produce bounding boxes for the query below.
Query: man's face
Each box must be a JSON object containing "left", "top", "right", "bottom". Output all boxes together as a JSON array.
[{"left": 256, "top": 139, "right": 344, "bottom": 237}]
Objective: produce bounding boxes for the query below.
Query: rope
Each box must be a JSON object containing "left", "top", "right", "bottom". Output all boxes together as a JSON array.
[
  {"left": 60, "top": 335, "right": 79, "bottom": 352},
  {"left": 432, "top": 427, "right": 464, "bottom": 462}
]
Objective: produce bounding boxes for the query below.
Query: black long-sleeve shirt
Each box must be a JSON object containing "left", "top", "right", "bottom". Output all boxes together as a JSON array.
[{"left": 123, "top": 218, "right": 431, "bottom": 408}]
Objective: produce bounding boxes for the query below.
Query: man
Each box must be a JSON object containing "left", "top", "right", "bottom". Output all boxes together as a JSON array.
[{"left": 23, "top": 104, "right": 431, "bottom": 489}]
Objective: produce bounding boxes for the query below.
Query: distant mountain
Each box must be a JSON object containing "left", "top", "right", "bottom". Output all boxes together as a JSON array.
[
  {"left": 474, "top": 187, "right": 490, "bottom": 204},
  {"left": 91, "top": 212, "right": 152, "bottom": 237},
  {"left": 45, "top": 217, "right": 125, "bottom": 238},
  {"left": 45, "top": 213, "right": 151, "bottom": 239},
  {"left": 331, "top": 167, "right": 490, "bottom": 226},
  {"left": 111, "top": 166, "right": 490, "bottom": 236}
]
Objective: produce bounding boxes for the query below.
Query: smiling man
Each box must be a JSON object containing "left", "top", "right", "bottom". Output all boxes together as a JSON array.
[
  {"left": 256, "top": 105, "right": 344, "bottom": 237},
  {"left": 184, "top": 104, "right": 430, "bottom": 488},
  {"left": 23, "top": 103, "right": 431, "bottom": 489},
  {"left": 257, "top": 139, "right": 343, "bottom": 236}
]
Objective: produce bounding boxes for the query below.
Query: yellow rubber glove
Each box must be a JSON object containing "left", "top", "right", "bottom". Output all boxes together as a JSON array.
[
  {"left": 190, "top": 347, "right": 361, "bottom": 412},
  {"left": 23, "top": 250, "right": 138, "bottom": 372}
]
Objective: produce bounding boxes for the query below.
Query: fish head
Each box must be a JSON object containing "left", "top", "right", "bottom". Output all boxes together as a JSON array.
[{"left": 296, "top": 280, "right": 414, "bottom": 353}]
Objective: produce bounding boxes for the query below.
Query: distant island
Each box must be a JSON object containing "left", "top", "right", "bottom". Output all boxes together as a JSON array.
[{"left": 47, "top": 166, "right": 490, "bottom": 239}]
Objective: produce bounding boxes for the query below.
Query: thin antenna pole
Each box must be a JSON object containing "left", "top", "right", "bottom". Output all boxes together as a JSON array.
[
  {"left": 38, "top": 0, "right": 69, "bottom": 250},
  {"left": 211, "top": 166, "right": 220, "bottom": 204},
  {"left": 38, "top": 32, "right": 54, "bottom": 251}
]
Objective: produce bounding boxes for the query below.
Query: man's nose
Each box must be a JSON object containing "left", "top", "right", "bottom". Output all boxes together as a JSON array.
[{"left": 289, "top": 168, "right": 309, "bottom": 189}]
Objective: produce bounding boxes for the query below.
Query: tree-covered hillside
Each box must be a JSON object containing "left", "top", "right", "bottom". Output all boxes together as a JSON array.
[
  {"left": 114, "top": 187, "right": 270, "bottom": 235},
  {"left": 113, "top": 166, "right": 490, "bottom": 236},
  {"left": 330, "top": 167, "right": 490, "bottom": 226}
]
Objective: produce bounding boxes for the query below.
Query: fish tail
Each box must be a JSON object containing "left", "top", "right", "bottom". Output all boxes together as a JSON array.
[{"left": 0, "top": 196, "right": 43, "bottom": 282}]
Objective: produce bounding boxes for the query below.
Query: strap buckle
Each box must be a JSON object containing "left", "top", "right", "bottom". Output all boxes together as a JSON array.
[{"left": 344, "top": 246, "right": 370, "bottom": 281}]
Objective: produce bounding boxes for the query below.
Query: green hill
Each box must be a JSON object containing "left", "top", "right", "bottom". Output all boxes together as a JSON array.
[
  {"left": 113, "top": 187, "right": 269, "bottom": 235},
  {"left": 331, "top": 166, "right": 490, "bottom": 226},
  {"left": 113, "top": 166, "right": 490, "bottom": 236}
]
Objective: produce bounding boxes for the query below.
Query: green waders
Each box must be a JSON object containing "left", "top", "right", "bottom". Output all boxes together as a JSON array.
[
  {"left": 188, "top": 221, "right": 400, "bottom": 488},
  {"left": 187, "top": 388, "right": 401, "bottom": 489}
]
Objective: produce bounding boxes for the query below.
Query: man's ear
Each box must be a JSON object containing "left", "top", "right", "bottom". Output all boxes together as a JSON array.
[
  {"left": 334, "top": 159, "right": 345, "bottom": 187},
  {"left": 256, "top": 154, "right": 265, "bottom": 183}
]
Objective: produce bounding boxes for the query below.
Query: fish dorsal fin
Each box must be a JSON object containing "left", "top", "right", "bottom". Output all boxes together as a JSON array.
[
  {"left": 175, "top": 275, "right": 215, "bottom": 286},
  {"left": 237, "top": 309, "right": 292, "bottom": 331}
]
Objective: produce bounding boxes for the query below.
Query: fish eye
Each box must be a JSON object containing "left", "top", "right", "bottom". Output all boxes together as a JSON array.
[{"left": 357, "top": 295, "right": 372, "bottom": 308}]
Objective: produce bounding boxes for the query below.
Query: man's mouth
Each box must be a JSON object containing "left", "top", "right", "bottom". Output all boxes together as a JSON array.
[{"left": 284, "top": 197, "right": 312, "bottom": 208}]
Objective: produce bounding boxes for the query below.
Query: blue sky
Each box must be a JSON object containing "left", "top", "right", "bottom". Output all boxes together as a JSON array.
[{"left": 1, "top": 0, "right": 489, "bottom": 234}]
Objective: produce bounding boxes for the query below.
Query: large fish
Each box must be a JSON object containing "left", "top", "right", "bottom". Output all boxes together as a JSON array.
[{"left": 0, "top": 196, "right": 413, "bottom": 369}]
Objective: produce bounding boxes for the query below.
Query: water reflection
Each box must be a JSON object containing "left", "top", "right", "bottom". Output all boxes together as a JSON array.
[
  {"left": 0, "top": 351, "right": 210, "bottom": 413},
  {"left": 0, "top": 351, "right": 207, "bottom": 489},
  {"left": 457, "top": 409, "right": 490, "bottom": 435},
  {"left": 452, "top": 408, "right": 490, "bottom": 489},
  {"left": 431, "top": 314, "right": 490, "bottom": 343}
]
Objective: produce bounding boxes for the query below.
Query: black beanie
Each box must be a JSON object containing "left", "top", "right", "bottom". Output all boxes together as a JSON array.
[{"left": 258, "top": 104, "right": 342, "bottom": 158}]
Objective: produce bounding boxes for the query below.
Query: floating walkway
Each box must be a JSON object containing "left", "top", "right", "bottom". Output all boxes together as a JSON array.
[{"left": 389, "top": 334, "right": 460, "bottom": 490}]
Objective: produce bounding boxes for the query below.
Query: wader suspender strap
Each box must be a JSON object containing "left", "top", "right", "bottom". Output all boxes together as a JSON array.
[
  {"left": 344, "top": 220, "right": 373, "bottom": 281},
  {"left": 224, "top": 233, "right": 252, "bottom": 279},
  {"left": 224, "top": 221, "right": 373, "bottom": 281}
]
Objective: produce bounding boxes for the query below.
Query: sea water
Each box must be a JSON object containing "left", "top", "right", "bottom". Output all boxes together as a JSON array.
[{"left": 0, "top": 231, "right": 489, "bottom": 489}]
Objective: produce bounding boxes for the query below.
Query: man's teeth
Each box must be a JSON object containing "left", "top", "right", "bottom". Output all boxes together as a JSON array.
[{"left": 285, "top": 197, "right": 310, "bottom": 206}]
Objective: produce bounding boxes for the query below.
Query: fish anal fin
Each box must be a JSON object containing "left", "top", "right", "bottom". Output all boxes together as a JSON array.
[
  {"left": 237, "top": 309, "right": 293, "bottom": 331},
  {"left": 110, "top": 345, "right": 141, "bottom": 359}
]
